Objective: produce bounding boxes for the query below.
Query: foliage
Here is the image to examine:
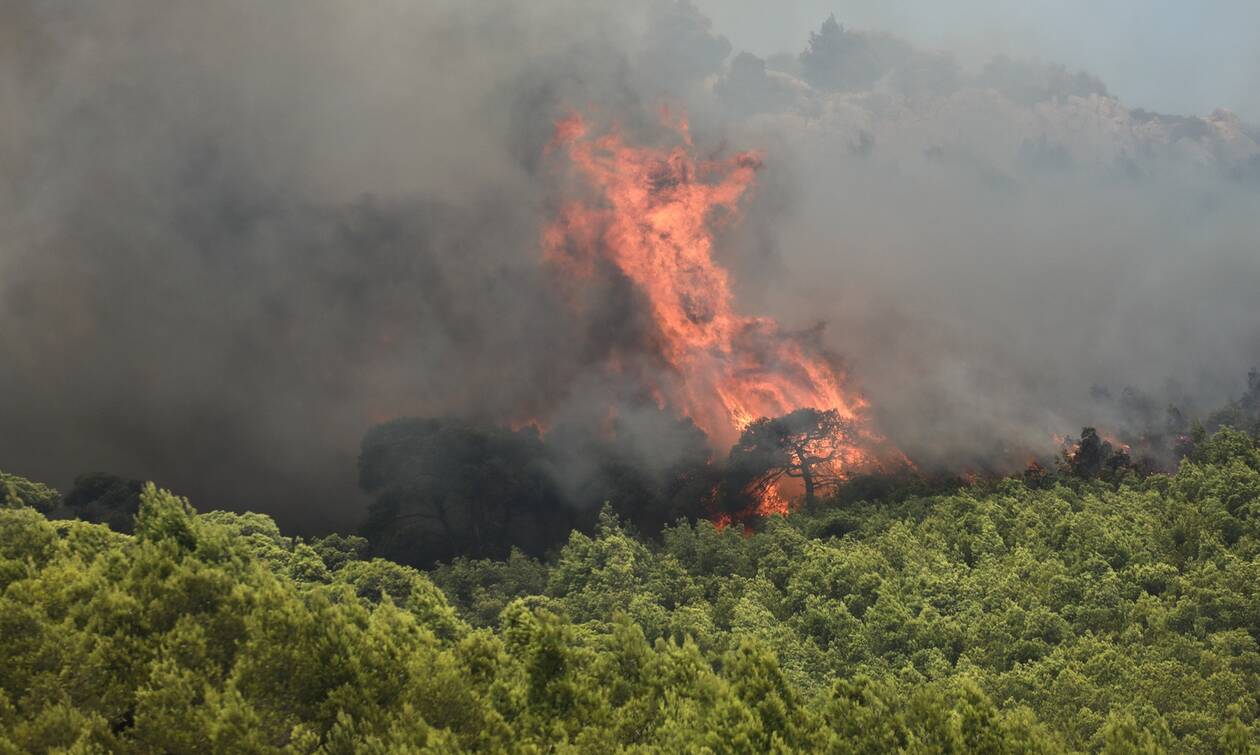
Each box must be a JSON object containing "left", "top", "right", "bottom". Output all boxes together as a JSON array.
[
  {"left": 1207, "top": 368, "right": 1260, "bottom": 438},
  {"left": 0, "top": 471, "right": 59, "bottom": 514},
  {"left": 1061, "top": 427, "right": 1136, "bottom": 481},
  {"left": 434, "top": 428, "right": 1260, "bottom": 752},
  {"left": 357, "top": 415, "right": 716, "bottom": 567},
  {"left": 61, "top": 472, "right": 146, "bottom": 533},
  {"left": 977, "top": 55, "right": 1109, "bottom": 106},
  {"left": 358, "top": 417, "right": 576, "bottom": 567},
  {"left": 3, "top": 428, "right": 1260, "bottom": 751},
  {"left": 799, "top": 14, "right": 915, "bottom": 92}
]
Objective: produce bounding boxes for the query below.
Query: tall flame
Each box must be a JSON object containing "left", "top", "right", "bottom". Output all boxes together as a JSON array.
[{"left": 544, "top": 110, "right": 878, "bottom": 516}]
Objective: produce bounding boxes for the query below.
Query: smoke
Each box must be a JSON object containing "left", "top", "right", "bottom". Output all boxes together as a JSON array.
[
  {"left": 3, "top": 1, "right": 1258, "bottom": 530},
  {"left": 1, "top": 0, "right": 629, "bottom": 529},
  {"left": 700, "top": 21, "right": 1260, "bottom": 472}
]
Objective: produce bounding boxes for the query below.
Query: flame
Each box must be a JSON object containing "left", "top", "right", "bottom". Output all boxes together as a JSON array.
[
  {"left": 544, "top": 111, "right": 884, "bottom": 517},
  {"left": 1098, "top": 430, "right": 1132, "bottom": 454}
]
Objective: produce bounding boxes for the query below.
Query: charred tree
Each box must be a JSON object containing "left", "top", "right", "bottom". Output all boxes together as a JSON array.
[{"left": 724, "top": 407, "right": 855, "bottom": 511}]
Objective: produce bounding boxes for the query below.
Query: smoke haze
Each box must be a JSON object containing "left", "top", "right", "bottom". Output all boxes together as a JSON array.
[{"left": 3, "top": 1, "right": 1258, "bottom": 529}]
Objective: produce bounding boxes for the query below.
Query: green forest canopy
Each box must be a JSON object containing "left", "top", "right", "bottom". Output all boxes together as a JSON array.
[{"left": 3, "top": 429, "right": 1260, "bottom": 752}]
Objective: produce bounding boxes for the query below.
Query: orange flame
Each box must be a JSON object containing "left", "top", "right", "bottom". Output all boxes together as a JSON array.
[{"left": 545, "top": 111, "right": 880, "bottom": 517}]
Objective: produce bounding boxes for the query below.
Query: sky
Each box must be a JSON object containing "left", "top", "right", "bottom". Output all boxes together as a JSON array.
[{"left": 695, "top": 0, "right": 1260, "bottom": 120}]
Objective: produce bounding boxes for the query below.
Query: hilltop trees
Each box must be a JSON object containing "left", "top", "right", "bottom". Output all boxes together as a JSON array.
[
  {"left": 432, "top": 427, "right": 1260, "bottom": 752},
  {"left": 0, "top": 473, "right": 1048, "bottom": 752},
  {"left": 1208, "top": 367, "right": 1260, "bottom": 436},
  {"left": 358, "top": 417, "right": 574, "bottom": 567},
  {"left": 0, "top": 470, "right": 59, "bottom": 513},
  {"left": 357, "top": 412, "right": 720, "bottom": 566},
  {"left": 61, "top": 472, "right": 145, "bottom": 532},
  {"left": 799, "top": 15, "right": 914, "bottom": 92},
  {"left": 542, "top": 411, "right": 718, "bottom": 536},
  {"left": 1063, "top": 427, "right": 1133, "bottom": 481}
]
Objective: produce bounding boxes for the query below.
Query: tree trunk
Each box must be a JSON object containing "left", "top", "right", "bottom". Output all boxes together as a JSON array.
[{"left": 801, "top": 464, "right": 816, "bottom": 510}]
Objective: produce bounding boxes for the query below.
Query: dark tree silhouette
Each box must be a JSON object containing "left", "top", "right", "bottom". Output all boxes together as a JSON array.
[
  {"left": 358, "top": 418, "right": 574, "bottom": 567},
  {"left": 62, "top": 472, "right": 145, "bottom": 532},
  {"left": 358, "top": 411, "right": 722, "bottom": 566},
  {"left": 1063, "top": 427, "right": 1133, "bottom": 482},
  {"left": 724, "top": 407, "right": 855, "bottom": 510},
  {"left": 543, "top": 412, "right": 717, "bottom": 536},
  {"left": 799, "top": 14, "right": 912, "bottom": 92},
  {"left": 1206, "top": 368, "right": 1260, "bottom": 437}
]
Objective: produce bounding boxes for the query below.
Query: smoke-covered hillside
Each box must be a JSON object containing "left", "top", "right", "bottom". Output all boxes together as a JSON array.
[{"left": 2, "top": 2, "right": 1258, "bottom": 530}]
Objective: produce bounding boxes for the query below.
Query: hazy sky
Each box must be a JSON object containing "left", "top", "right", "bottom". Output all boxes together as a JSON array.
[{"left": 696, "top": 0, "right": 1260, "bottom": 120}]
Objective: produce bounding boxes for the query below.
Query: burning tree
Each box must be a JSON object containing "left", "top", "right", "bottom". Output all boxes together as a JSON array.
[
  {"left": 542, "top": 111, "right": 901, "bottom": 523},
  {"left": 544, "top": 111, "right": 873, "bottom": 463},
  {"left": 723, "top": 407, "right": 856, "bottom": 511}
]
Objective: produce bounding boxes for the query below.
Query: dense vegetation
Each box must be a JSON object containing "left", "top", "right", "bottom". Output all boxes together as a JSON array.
[{"left": 3, "top": 427, "right": 1260, "bottom": 752}]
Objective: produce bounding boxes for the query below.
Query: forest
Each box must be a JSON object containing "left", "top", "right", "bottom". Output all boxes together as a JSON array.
[{"left": 4, "top": 412, "right": 1260, "bottom": 752}]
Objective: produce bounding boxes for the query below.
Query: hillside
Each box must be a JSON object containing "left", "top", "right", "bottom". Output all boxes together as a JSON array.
[{"left": 3, "top": 429, "right": 1260, "bottom": 752}]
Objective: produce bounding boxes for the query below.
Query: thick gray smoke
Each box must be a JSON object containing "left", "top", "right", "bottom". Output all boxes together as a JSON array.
[
  {"left": 2, "top": 2, "right": 1258, "bottom": 529},
  {"left": 0, "top": 0, "right": 729, "bottom": 530},
  {"left": 701, "top": 17, "right": 1260, "bottom": 471}
]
